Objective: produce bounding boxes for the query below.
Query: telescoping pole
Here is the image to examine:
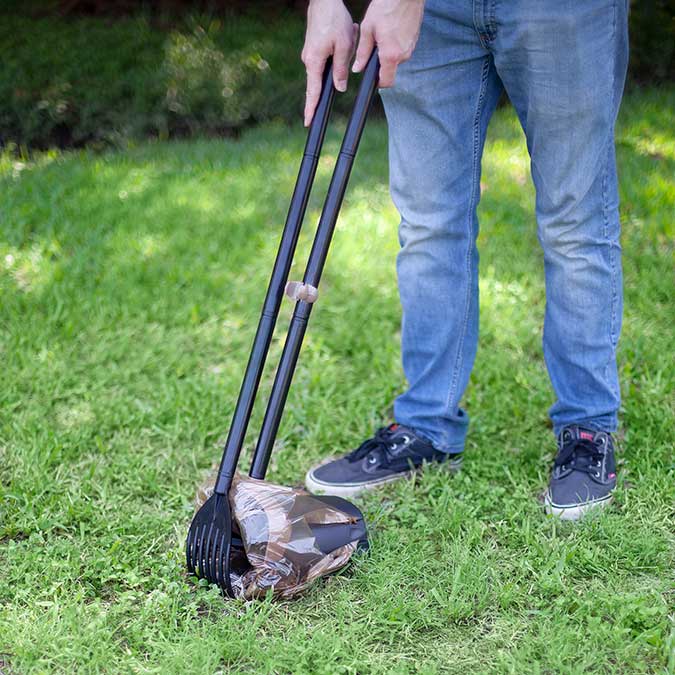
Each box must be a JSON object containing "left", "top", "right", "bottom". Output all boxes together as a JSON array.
[
  {"left": 213, "top": 63, "right": 336, "bottom": 495},
  {"left": 250, "top": 50, "right": 380, "bottom": 480}
]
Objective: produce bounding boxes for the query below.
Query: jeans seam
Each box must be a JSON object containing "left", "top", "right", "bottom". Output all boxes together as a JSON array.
[
  {"left": 609, "top": 0, "right": 619, "bottom": 350},
  {"left": 608, "top": 0, "right": 621, "bottom": 412},
  {"left": 489, "top": 0, "right": 497, "bottom": 38},
  {"left": 603, "top": 149, "right": 618, "bottom": 350},
  {"left": 592, "top": 0, "right": 620, "bottom": 425},
  {"left": 443, "top": 57, "right": 490, "bottom": 421},
  {"left": 604, "top": 0, "right": 619, "bottom": 385}
]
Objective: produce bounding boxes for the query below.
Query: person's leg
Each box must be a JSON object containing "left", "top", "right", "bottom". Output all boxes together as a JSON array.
[
  {"left": 491, "top": 0, "right": 628, "bottom": 518},
  {"left": 382, "top": 0, "right": 503, "bottom": 453},
  {"left": 492, "top": 0, "right": 629, "bottom": 435},
  {"left": 305, "top": 0, "right": 504, "bottom": 496}
]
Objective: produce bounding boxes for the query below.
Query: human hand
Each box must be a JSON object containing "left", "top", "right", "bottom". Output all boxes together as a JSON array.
[
  {"left": 301, "top": 0, "right": 358, "bottom": 126},
  {"left": 353, "top": 0, "right": 425, "bottom": 87}
]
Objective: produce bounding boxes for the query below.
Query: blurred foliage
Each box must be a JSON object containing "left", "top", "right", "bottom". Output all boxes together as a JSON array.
[
  {"left": 0, "top": 16, "right": 166, "bottom": 148},
  {"left": 164, "top": 24, "right": 271, "bottom": 132},
  {"left": 0, "top": 14, "right": 311, "bottom": 149},
  {"left": 0, "top": 1, "right": 672, "bottom": 149}
]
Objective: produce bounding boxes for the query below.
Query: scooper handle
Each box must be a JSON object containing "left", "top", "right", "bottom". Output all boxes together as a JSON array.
[
  {"left": 249, "top": 50, "right": 380, "bottom": 480},
  {"left": 213, "top": 62, "right": 336, "bottom": 496}
]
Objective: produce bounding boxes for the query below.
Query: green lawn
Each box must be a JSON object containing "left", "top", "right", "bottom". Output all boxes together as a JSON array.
[{"left": 1, "top": 87, "right": 674, "bottom": 674}]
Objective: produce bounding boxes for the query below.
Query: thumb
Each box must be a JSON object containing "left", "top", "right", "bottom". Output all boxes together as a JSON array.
[{"left": 352, "top": 24, "right": 375, "bottom": 73}]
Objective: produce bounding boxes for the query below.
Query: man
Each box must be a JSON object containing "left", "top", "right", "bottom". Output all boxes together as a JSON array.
[{"left": 301, "top": 0, "right": 628, "bottom": 520}]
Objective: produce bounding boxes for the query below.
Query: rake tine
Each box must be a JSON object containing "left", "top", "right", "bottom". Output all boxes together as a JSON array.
[
  {"left": 190, "top": 525, "right": 199, "bottom": 576},
  {"left": 211, "top": 537, "right": 218, "bottom": 584},
  {"left": 192, "top": 526, "right": 200, "bottom": 574},
  {"left": 212, "top": 532, "right": 221, "bottom": 585},
  {"left": 185, "top": 528, "right": 194, "bottom": 573},
  {"left": 185, "top": 527, "right": 195, "bottom": 574},
  {"left": 191, "top": 526, "right": 201, "bottom": 576},
  {"left": 207, "top": 525, "right": 218, "bottom": 583},
  {"left": 213, "top": 530, "right": 223, "bottom": 585},
  {"left": 221, "top": 534, "right": 234, "bottom": 597},
  {"left": 215, "top": 532, "right": 224, "bottom": 585},
  {"left": 214, "top": 532, "right": 223, "bottom": 585},
  {"left": 197, "top": 524, "right": 207, "bottom": 577},
  {"left": 204, "top": 525, "right": 218, "bottom": 584},
  {"left": 217, "top": 532, "right": 226, "bottom": 586},
  {"left": 209, "top": 528, "right": 220, "bottom": 584},
  {"left": 203, "top": 523, "right": 215, "bottom": 580}
]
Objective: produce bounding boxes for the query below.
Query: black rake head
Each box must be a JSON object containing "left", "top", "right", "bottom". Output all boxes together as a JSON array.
[{"left": 186, "top": 492, "right": 237, "bottom": 597}]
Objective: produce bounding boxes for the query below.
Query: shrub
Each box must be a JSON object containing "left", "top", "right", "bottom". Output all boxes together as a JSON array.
[
  {"left": 0, "top": 13, "right": 307, "bottom": 149},
  {"left": 164, "top": 25, "right": 270, "bottom": 133},
  {"left": 0, "top": 16, "right": 167, "bottom": 147}
]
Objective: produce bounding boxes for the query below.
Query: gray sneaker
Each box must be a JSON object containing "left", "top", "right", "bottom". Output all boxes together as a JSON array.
[
  {"left": 305, "top": 424, "right": 462, "bottom": 498},
  {"left": 545, "top": 425, "right": 617, "bottom": 521}
]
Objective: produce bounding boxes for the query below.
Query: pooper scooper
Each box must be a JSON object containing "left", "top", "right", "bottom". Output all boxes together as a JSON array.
[{"left": 186, "top": 51, "right": 379, "bottom": 598}]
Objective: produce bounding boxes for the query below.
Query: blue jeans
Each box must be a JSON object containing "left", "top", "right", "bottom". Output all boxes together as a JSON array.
[{"left": 380, "top": 0, "right": 629, "bottom": 453}]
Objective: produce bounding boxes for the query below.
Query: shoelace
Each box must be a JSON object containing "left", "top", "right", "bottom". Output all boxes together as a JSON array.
[
  {"left": 347, "top": 426, "right": 396, "bottom": 462},
  {"left": 554, "top": 438, "right": 605, "bottom": 476}
]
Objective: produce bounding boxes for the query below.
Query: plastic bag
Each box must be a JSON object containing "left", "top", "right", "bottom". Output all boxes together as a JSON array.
[{"left": 195, "top": 472, "right": 359, "bottom": 599}]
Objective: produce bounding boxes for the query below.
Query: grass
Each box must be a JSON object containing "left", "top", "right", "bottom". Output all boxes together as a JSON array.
[{"left": 1, "top": 86, "right": 674, "bottom": 674}]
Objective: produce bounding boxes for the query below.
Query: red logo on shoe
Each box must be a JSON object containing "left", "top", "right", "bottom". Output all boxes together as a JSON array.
[
  {"left": 580, "top": 431, "right": 595, "bottom": 441},
  {"left": 390, "top": 424, "right": 399, "bottom": 431},
  {"left": 608, "top": 473, "right": 616, "bottom": 479}
]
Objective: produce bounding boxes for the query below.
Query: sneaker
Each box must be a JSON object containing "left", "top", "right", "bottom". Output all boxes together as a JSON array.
[
  {"left": 305, "top": 423, "right": 463, "bottom": 498},
  {"left": 545, "top": 425, "right": 617, "bottom": 521}
]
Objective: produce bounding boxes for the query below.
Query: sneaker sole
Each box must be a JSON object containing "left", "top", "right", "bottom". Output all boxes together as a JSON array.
[
  {"left": 544, "top": 491, "right": 613, "bottom": 521},
  {"left": 305, "top": 456, "right": 463, "bottom": 498}
]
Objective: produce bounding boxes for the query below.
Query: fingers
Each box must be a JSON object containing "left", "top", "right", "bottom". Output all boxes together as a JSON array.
[
  {"left": 377, "top": 51, "right": 398, "bottom": 88},
  {"left": 332, "top": 30, "right": 355, "bottom": 92},
  {"left": 352, "top": 24, "right": 375, "bottom": 73},
  {"left": 302, "top": 19, "right": 355, "bottom": 126},
  {"left": 353, "top": 28, "right": 397, "bottom": 87},
  {"left": 302, "top": 53, "right": 327, "bottom": 127}
]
